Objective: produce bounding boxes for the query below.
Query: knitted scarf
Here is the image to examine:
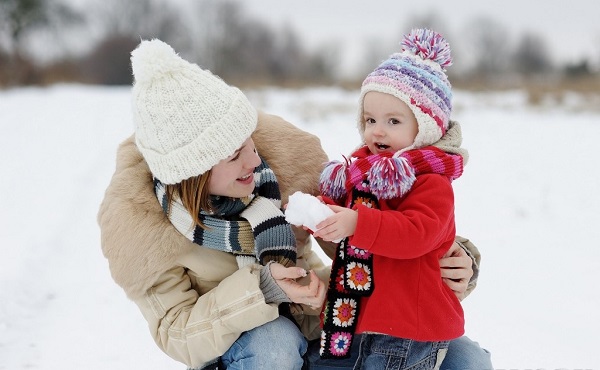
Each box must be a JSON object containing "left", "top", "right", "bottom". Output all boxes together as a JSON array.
[
  {"left": 154, "top": 157, "right": 296, "bottom": 268},
  {"left": 318, "top": 145, "right": 463, "bottom": 359}
]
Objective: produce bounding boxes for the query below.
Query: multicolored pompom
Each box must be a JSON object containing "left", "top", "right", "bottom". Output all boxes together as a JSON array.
[
  {"left": 367, "top": 156, "right": 416, "bottom": 200},
  {"left": 319, "top": 159, "right": 348, "bottom": 200},
  {"left": 401, "top": 28, "right": 452, "bottom": 69}
]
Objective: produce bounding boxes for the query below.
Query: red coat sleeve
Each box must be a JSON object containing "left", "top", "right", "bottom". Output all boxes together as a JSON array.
[{"left": 349, "top": 174, "right": 455, "bottom": 259}]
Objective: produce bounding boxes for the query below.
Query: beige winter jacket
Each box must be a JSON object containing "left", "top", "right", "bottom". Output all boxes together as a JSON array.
[
  {"left": 98, "top": 112, "right": 481, "bottom": 368},
  {"left": 98, "top": 112, "right": 331, "bottom": 368}
]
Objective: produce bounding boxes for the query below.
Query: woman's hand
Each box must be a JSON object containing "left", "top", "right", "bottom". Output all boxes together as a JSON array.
[
  {"left": 440, "top": 242, "right": 473, "bottom": 301},
  {"left": 269, "top": 263, "right": 326, "bottom": 309}
]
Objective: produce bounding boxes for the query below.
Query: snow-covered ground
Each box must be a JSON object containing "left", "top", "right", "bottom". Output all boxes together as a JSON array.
[{"left": 1, "top": 84, "right": 598, "bottom": 369}]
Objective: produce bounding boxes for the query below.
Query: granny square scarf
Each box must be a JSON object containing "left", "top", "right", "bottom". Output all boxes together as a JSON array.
[
  {"left": 154, "top": 156, "right": 297, "bottom": 268},
  {"left": 318, "top": 145, "right": 463, "bottom": 359}
]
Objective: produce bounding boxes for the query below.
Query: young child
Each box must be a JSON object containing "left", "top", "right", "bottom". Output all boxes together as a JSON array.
[{"left": 314, "top": 29, "right": 465, "bottom": 369}]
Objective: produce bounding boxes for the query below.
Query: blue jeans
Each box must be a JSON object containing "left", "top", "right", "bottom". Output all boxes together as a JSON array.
[
  {"left": 220, "top": 316, "right": 307, "bottom": 369},
  {"left": 439, "top": 336, "right": 493, "bottom": 370},
  {"left": 353, "top": 335, "right": 448, "bottom": 370},
  {"left": 306, "top": 334, "right": 492, "bottom": 370}
]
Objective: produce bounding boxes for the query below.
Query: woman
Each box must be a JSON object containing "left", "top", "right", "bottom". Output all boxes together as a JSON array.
[{"left": 98, "top": 39, "right": 489, "bottom": 369}]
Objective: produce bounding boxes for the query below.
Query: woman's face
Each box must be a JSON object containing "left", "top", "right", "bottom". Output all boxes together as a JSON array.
[{"left": 208, "top": 138, "right": 261, "bottom": 198}]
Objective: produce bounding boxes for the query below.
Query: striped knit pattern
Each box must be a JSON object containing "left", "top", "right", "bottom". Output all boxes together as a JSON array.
[
  {"left": 358, "top": 28, "right": 454, "bottom": 151},
  {"left": 240, "top": 196, "right": 297, "bottom": 267},
  {"left": 402, "top": 148, "right": 463, "bottom": 180},
  {"left": 320, "top": 145, "right": 463, "bottom": 202},
  {"left": 401, "top": 28, "right": 452, "bottom": 69},
  {"left": 364, "top": 55, "right": 452, "bottom": 130},
  {"left": 155, "top": 157, "right": 296, "bottom": 268}
]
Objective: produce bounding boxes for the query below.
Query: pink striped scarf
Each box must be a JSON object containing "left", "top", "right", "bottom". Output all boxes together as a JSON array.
[{"left": 320, "top": 145, "right": 463, "bottom": 202}]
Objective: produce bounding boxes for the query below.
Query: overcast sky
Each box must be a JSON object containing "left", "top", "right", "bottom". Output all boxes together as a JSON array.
[{"left": 240, "top": 0, "right": 598, "bottom": 77}]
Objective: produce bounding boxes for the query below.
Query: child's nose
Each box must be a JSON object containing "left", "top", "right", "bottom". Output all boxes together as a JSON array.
[{"left": 372, "top": 122, "right": 385, "bottom": 136}]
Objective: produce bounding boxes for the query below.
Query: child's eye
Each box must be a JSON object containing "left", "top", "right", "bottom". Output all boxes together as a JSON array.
[
  {"left": 390, "top": 118, "right": 400, "bottom": 125},
  {"left": 365, "top": 118, "right": 375, "bottom": 124}
]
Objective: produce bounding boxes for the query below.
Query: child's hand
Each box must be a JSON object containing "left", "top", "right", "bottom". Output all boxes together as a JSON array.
[
  {"left": 285, "top": 192, "right": 335, "bottom": 236},
  {"left": 312, "top": 205, "right": 357, "bottom": 242}
]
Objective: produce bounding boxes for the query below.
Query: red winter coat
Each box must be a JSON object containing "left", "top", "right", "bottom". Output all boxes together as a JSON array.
[{"left": 345, "top": 173, "right": 464, "bottom": 341}]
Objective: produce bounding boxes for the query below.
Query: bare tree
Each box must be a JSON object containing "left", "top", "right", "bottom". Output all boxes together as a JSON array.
[
  {"left": 563, "top": 59, "right": 593, "bottom": 78},
  {"left": 0, "top": 0, "right": 82, "bottom": 84},
  {"left": 87, "top": 0, "right": 189, "bottom": 47},
  {"left": 79, "top": 36, "right": 139, "bottom": 85},
  {"left": 357, "top": 38, "right": 390, "bottom": 80},
  {"left": 462, "top": 17, "right": 511, "bottom": 80},
  {"left": 2, "top": 0, "right": 335, "bottom": 86},
  {"left": 403, "top": 12, "right": 451, "bottom": 39},
  {"left": 78, "top": 0, "right": 190, "bottom": 85},
  {"left": 189, "top": 0, "right": 333, "bottom": 85},
  {"left": 512, "top": 31, "right": 552, "bottom": 75},
  {"left": 268, "top": 26, "right": 303, "bottom": 82},
  {"left": 198, "top": 1, "right": 276, "bottom": 81},
  {"left": 595, "top": 33, "right": 600, "bottom": 72}
]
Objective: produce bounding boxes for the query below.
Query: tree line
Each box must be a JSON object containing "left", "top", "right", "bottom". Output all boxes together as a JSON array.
[{"left": 0, "top": 0, "right": 598, "bottom": 89}]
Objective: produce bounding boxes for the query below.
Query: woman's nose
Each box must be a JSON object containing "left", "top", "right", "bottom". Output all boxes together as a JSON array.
[{"left": 245, "top": 148, "right": 261, "bottom": 168}]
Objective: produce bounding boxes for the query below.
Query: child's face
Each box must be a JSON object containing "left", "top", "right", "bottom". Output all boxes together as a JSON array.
[
  {"left": 362, "top": 91, "right": 418, "bottom": 155},
  {"left": 208, "top": 137, "right": 261, "bottom": 198}
]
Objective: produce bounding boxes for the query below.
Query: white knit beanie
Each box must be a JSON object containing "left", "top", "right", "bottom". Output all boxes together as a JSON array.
[{"left": 131, "top": 39, "right": 257, "bottom": 184}]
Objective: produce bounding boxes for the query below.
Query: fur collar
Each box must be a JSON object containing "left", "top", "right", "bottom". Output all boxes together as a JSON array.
[
  {"left": 98, "top": 112, "right": 328, "bottom": 298},
  {"left": 433, "top": 120, "right": 469, "bottom": 164}
]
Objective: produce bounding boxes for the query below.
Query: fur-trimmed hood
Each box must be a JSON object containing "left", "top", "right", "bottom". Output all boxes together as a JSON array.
[
  {"left": 434, "top": 120, "right": 468, "bottom": 164},
  {"left": 97, "top": 111, "right": 328, "bottom": 299}
]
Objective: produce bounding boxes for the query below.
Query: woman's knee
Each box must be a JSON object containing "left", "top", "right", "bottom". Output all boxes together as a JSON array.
[
  {"left": 224, "top": 316, "right": 307, "bottom": 369},
  {"left": 440, "top": 335, "right": 492, "bottom": 370},
  {"left": 251, "top": 316, "right": 306, "bottom": 349}
]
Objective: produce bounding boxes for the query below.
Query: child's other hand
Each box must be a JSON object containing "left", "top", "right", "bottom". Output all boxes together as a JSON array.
[{"left": 312, "top": 205, "right": 357, "bottom": 242}]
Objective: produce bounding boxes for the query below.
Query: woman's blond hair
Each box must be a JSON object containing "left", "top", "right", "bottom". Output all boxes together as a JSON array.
[{"left": 164, "top": 171, "right": 212, "bottom": 229}]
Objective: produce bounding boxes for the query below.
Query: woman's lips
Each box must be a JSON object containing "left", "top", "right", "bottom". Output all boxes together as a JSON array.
[{"left": 237, "top": 173, "right": 254, "bottom": 184}]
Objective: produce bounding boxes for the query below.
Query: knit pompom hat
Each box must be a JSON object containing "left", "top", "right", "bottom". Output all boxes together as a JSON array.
[
  {"left": 358, "top": 28, "right": 453, "bottom": 152},
  {"left": 131, "top": 39, "right": 257, "bottom": 184}
]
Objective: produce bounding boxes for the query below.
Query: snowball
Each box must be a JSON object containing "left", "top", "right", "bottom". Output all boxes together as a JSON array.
[{"left": 285, "top": 191, "right": 342, "bottom": 243}]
